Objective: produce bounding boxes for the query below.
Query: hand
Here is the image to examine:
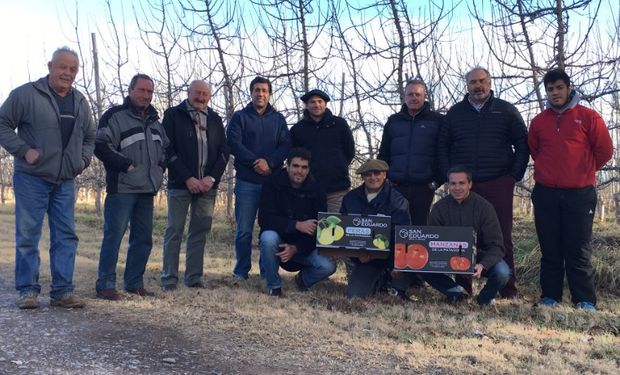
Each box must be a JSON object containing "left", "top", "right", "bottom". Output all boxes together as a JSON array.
[
  {"left": 127, "top": 164, "right": 135, "bottom": 172},
  {"left": 185, "top": 177, "right": 203, "bottom": 194},
  {"left": 358, "top": 253, "right": 372, "bottom": 263},
  {"left": 253, "top": 158, "right": 271, "bottom": 175},
  {"left": 199, "top": 176, "right": 215, "bottom": 192},
  {"left": 24, "top": 148, "right": 40, "bottom": 165},
  {"left": 295, "top": 219, "right": 317, "bottom": 235},
  {"left": 472, "top": 264, "right": 484, "bottom": 279},
  {"left": 276, "top": 243, "right": 297, "bottom": 263}
]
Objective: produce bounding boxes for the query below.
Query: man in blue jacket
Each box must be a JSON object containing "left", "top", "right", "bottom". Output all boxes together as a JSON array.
[
  {"left": 340, "top": 159, "right": 411, "bottom": 299},
  {"left": 227, "top": 76, "right": 291, "bottom": 280},
  {"left": 0, "top": 47, "right": 95, "bottom": 309},
  {"left": 94, "top": 74, "right": 169, "bottom": 300},
  {"left": 258, "top": 148, "right": 336, "bottom": 297},
  {"left": 438, "top": 67, "right": 528, "bottom": 299},
  {"left": 160, "top": 80, "right": 229, "bottom": 291}
]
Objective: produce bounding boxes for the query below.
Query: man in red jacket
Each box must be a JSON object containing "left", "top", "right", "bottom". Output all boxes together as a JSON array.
[{"left": 529, "top": 69, "right": 613, "bottom": 311}]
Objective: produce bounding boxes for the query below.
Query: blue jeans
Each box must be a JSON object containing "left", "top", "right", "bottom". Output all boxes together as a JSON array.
[
  {"left": 96, "top": 193, "right": 154, "bottom": 292},
  {"left": 13, "top": 172, "right": 78, "bottom": 299},
  {"left": 259, "top": 230, "right": 336, "bottom": 290},
  {"left": 162, "top": 188, "right": 216, "bottom": 286},
  {"left": 423, "top": 260, "right": 511, "bottom": 305},
  {"left": 233, "top": 179, "right": 262, "bottom": 278}
]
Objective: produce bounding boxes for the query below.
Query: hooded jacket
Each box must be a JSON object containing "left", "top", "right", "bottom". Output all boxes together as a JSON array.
[
  {"left": 0, "top": 77, "right": 96, "bottom": 183},
  {"left": 378, "top": 102, "right": 443, "bottom": 185},
  {"left": 226, "top": 102, "right": 291, "bottom": 184},
  {"left": 95, "top": 97, "right": 168, "bottom": 194},
  {"left": 438, "top": 91, "right": 529, "bottom": 182},
  {"left": 529, "top": 91, "right": 613, "bottom": 189},
  {"left": 428, "top": 191, "right": 504, "bottom": 270},
  {"left": 290, "top": 108, "right": 355, "bottom": 193},
  {"left": 162, "top": 100, "right": 230, "bottom": 190},
  {"left": 258, "top": 168, "right": 327, "bottom": 255}
]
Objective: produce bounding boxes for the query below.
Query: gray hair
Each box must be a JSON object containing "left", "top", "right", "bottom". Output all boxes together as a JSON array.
[
  {"left": 188, "top": 80, "right": 212, "bottom": 93},
  {"left": 404, "top": 78, "right": 427, "bottom": 93},
  {"left": 51, "top": 46, "right": 79, "bottom": 63},
  {"left": 464, "top": 67, "right": 491, "bottom": 82}
]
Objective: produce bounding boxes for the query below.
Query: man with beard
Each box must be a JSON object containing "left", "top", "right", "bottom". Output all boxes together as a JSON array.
[{"left": 438, "top": 67, "right": 528, "bottom": 299}]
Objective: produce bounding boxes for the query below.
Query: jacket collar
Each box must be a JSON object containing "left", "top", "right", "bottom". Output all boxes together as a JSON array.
[
  {"left": 123, "top": 96, "right": 159, "bottom": 121},
  {"left": 546, "top": 90, "right": 580, "bottom": 114},
  {"left": 244, "top": 101, "right": 275, "bottom": 116},
  {"left": 463, "top": 90, "right": 495, "bottom": 109}
]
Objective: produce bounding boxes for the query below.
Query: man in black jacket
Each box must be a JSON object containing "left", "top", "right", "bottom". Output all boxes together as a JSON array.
[
  {"left": 378, "top": 79, "right": 443, "bottom": 226},
  {"left": 160, "top": 80, "right": 230, "bottom": 291},
  {"left": 438, "top": 67, "right": 528, "bottom": 299},
  {"left": 291, "top": 89, "right": 355, "bottom": 212},
  {"left": 258, "top": 148, "right": 336, "bottom": 297}
]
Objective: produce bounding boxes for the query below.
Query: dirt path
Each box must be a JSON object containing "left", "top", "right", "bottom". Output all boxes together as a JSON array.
[{"left": 0, "top": 274, "right": 240, "bottom": 375}]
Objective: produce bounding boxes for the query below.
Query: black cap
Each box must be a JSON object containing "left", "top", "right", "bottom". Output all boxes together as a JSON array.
[{"left": 300, "top": 89, "right": 331, "bottom": 103}]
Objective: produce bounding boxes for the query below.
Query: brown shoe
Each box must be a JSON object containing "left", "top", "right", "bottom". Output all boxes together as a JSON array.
[
  {"left": 51, "top": 294, "right": 85, "bottom": 308},
  {"left": 125, "top": 288, "right": 155, "bottom": 297},
  {"left": 17, "top": 294, "right": 39, "bottom": 309},
  {"left": 96, "top": 288, "right": 122, "bottom": 301}
]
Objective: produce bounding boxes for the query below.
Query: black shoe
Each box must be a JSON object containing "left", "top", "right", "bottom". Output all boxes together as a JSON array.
[
  {"left": 125, "top": 288, "right": 155, "bottom": 297},
  {"left": 386, "top": 287, "right": 413, "bottom": 303},
  {"left": 446, "top": 292, "right": 469, "bottom": 304},
  {"left": 187, "top": 282, "right": 204, "bottom": 289},
  {"left": 294, "top": 273, "right": 308, "bottom": 292},
  {"left": 269, "top": 288, "right": 282, "bottom": 297},
  {"left": 161, "top": 284, "right": 177, "bottom": 292}
]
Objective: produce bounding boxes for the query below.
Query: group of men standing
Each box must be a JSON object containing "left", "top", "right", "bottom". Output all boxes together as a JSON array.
[{"left": 0, "top": 47, "right": 612, "bottom": 312}]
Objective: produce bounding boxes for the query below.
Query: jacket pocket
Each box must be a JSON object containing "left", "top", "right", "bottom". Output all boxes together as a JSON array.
[{"left": 120, "top": 165, "right": 147, "bottom": 189}]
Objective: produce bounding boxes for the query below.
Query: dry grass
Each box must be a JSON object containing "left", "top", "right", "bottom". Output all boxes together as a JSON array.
[{"left": 0, "top": 204, "right": 618, "bottom": 374}]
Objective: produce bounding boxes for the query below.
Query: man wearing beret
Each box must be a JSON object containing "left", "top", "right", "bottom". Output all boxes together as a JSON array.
[
  {"left": 290, "top": 89, "right": 355, "bottom": 213},
  {"left": 340, "top": 159, "right": 412, "bottom": 298}
]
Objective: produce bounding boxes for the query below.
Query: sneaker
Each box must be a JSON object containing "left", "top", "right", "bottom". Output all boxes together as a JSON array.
[
  {"left": 269, "top": 288, "right": 282, "bottom": 297},
  {"left": 539, "top": 297, "right": 559, "bottom": 307},
  {"left": 50, "top": 294, "right": 85, "bottom": 308},
  {"left": 97, "top": 288, "right": 122, "bottom": 301},
  {"left": 294, "top": 273, "right": 308, "bottom": 292},
  {"left": 161, "top": 284, "right": 177, "bottom": 292},
  {"left": 232, "top": 274, "right": 248, "bottom": 285},
  {"left": 575, "top": 301, "right": 596, "bottom": 311},
  {"left": 17, "top": 294, "right": 39, "bottom": 309},
  {"left": 125, "top": 288, "right": 155, "bottom": 297},
  {"left": 477, "top": 298, "right": 495, "bottom": 307}
]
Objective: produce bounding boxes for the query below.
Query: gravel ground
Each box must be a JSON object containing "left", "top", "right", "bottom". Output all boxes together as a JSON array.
[{"left": 0, "top": 275, "right": 245, "bottom": 375}]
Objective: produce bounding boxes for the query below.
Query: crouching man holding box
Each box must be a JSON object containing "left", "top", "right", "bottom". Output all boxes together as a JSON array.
[
  {"left": 340, "top": 159, "right": 412, "bottom": 299},
  {"left": 424, "top": 165, "right": 511, "bottom": 306}
]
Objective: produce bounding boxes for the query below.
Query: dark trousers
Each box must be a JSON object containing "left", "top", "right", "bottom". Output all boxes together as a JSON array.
[
  {"left": 455, "top": 175, "right": 517, "bottom": 297},
  {"left": 531, "top": 184, "right": 597, "bottom": 304},
  {"left": 393, "top": 183, "right": 435, "bottom": 225},
  {"left": 393, "top": 183, "right": 435, "bottom": 288}
]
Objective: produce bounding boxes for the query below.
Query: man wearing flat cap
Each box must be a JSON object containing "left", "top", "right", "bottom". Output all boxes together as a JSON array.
[
  {"left": 291, "top": 89, "right": 355, "bottom": 213},
  {"left": 340, "top": 159, "right": 412, "bottom": 299}
]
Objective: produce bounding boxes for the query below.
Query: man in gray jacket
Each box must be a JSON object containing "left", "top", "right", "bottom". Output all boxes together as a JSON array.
[
  {"left": 0, "top": 46, "right": 95, "bottom": 309},
  {"left": 94, "top": 74, "right": 168, "bottom": 300}
]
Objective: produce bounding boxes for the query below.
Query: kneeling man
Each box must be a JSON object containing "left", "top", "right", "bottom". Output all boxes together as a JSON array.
[
  {"left": 425, "top": 166, "right": 511, "bottom": 306},
  {"left": 258, "top": 148, "right": 336, "bottom": 297}
]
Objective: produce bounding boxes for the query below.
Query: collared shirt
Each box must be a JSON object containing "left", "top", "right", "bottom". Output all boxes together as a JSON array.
[
  {"left": 468, "top": 95, "right": 490, "bottom": 112},
  {"left": 187, "top": 102, "right": 209, "bottom": 179}
]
